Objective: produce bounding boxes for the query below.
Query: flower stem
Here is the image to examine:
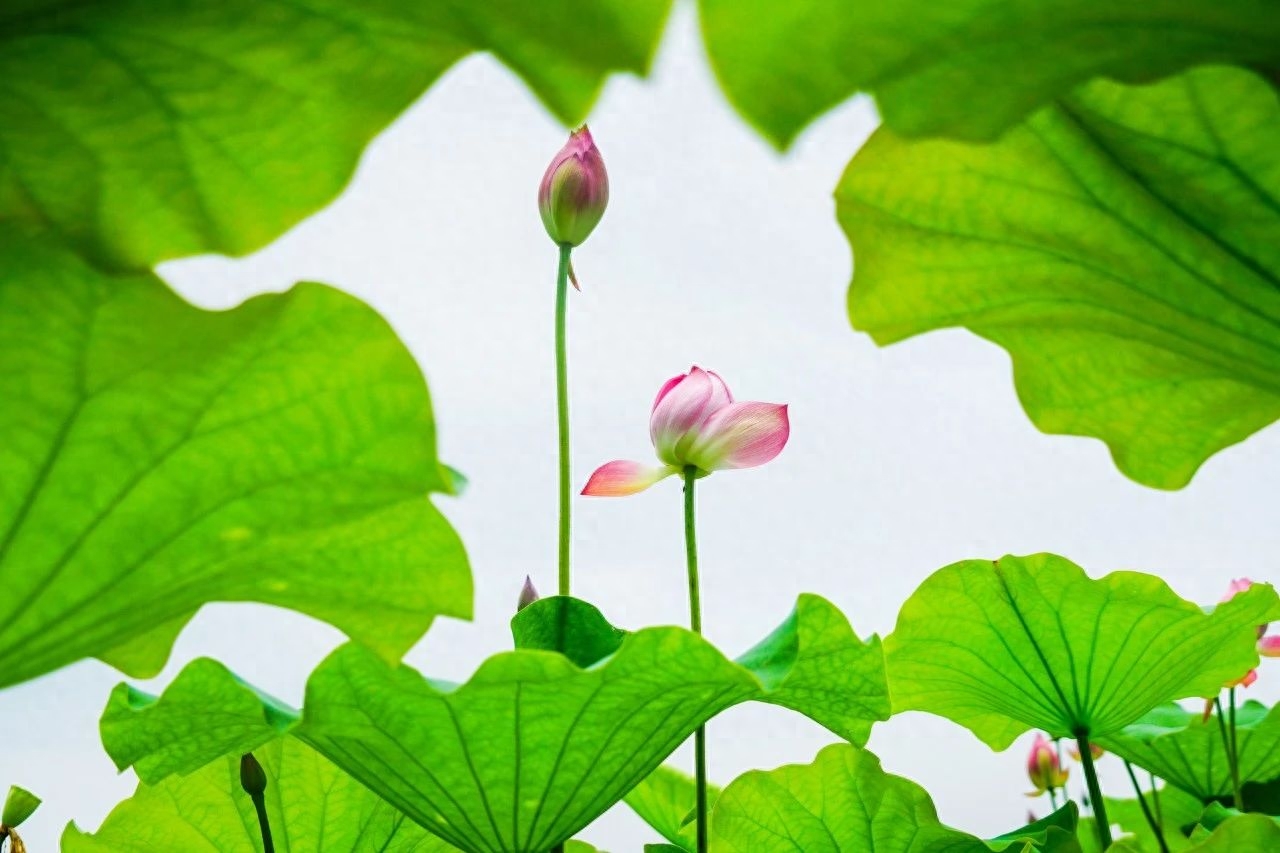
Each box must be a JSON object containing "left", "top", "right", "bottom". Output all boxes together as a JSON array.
[
  {"left": 1215, "top": 696, "right": 1244, "bottom": 810},
  {"left": 555, "top": 243, "right": 573, "bottom": 597},
  {"left": 683, "top": 465, "right": 707, "bottom": 853},
  {"left": 251, "top": 794, "right": 275, "bottom": 853},
  {"left": 1075, "top": 729, "right": 1111, "bottom": 849},
  {"left": 1124, "top": 760, "right": 1168, "bottom": 853},
  {"left": 549, "top": 243, "right": 573, "bottom": 853}
]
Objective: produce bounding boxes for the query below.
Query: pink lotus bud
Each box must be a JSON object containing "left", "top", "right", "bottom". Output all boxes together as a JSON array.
[
  {"left": 538, "top": 126, "right": 608, "bottom": 248},
  {"left": 582, "top": 367, "right": 789, "bottom": 497},
  {"left": 517, "top": 576, "right": 540, "bottom": 612},
  {"left": 1025, "top": 734, "right": 1068, "bottom": 797}
]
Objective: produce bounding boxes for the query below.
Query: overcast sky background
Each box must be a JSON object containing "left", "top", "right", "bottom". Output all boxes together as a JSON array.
[{"left": 7, "top": 9, "right": 1280, "bottom": 850}]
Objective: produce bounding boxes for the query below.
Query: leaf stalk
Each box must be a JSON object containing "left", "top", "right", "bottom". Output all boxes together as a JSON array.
[
  {"left": 1074, "top": 729, "right": 1111, "bottom": 849},
  {"left": 1123, "top": 759, "right": 1168, "bottom": 853}
]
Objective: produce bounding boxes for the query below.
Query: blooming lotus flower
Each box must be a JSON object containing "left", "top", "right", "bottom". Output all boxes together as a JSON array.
[
  {"left": 582, "top": 367, "right": 789, "bottom": 497},
  {"left": 539, "top": 126, "right": 608, "bottom": 249},
  {"left": 1025, "top": 733, "right": 1069, "bottom": 798}
]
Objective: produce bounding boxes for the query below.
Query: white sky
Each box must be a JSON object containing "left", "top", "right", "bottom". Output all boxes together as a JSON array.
[{"left": 6, "top": 9, "right": 1280, "bottom": 850}]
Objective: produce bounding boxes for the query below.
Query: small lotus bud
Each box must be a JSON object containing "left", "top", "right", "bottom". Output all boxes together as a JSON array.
[
  {"left": 240, "top": 753, "right": 268, "bottom": 797},
  {"left": 1025, "top": 733, "right": 1068, "bottom": 797},
  {"left": 538, "top": 126, "right": 608, "bottom": 248},
  {"left": 517, "top": 576, "right": 540, "bottom": 612}
]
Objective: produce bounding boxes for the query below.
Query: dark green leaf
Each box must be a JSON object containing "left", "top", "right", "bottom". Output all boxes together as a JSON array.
[
  {"left": 884, "top": 553, "right": 1280, "bottom": 749},
  {"left": 837, "top": 67, "right": 1280, "bottom": 489},
  {"left": 1186, "top": 810, "right": 1280, "bottom": 849},
  {"left": 511, "top": 595, "right": 628, "bottom": 667},
  {"left": 989, "top": 803, "right": 1082, "bottom": 852},
  {"left": 699, "top": 0, "right": 1280, "bottom": 146},
  {"left": 0, "top": 0, "right": 673, "bottom": 268},
  {"left": 1101, "top": 701, "right": 1280, "bottom": 802},
  {"left": 0, "top": 231, "right": 471, "bottom": 689}
]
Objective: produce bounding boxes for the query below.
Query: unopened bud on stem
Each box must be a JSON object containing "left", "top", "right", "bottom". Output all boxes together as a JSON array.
[
  {"left": 538, "top": 126, "right": 608, "bottom": 248},
  {"left": 240, "top": 753, "right": 268, "bottom": 797}
]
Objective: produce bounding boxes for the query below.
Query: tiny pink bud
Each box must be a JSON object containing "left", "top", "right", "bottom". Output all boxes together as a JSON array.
[
  {"left": 1025, "top": 733, "right": 1068, "bottom": 797},
  {"left": 538, "top": 126, "right": 608, "bottom": 248},
  {"left": 517, "top": 576, "right": 540, "bottom": 612}
]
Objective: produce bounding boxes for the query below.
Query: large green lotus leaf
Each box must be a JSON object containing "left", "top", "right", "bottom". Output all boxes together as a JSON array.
[
  {"left": 63, "top": 737, "right": 451, "bottom": 852},
  {"left": 0, "top": 0, "right": 672, "bottom": 269},
  {"left": 884, "top": 554, "right": 1280, "bottom": 751},
  {"left": 623, "top": 764, "right": 721, "bottom": 852},
  {"left": 709, "top": 743, "right": 1079, "bottom": 852},
  {"left": 698, "top": 0, "right": 1280, "bottom": 147},
  {"left": 0, "top": 232, "right": 471, "bottom": 689},
  {"left": 837, "top": 66, "right": 1280, "bottom": 490},
  {"left": 102, "top": 595, "right": 888, "bottom": 853},
  {"left": 1101, "top": 701, "right": 1280, "bottom": 801}
]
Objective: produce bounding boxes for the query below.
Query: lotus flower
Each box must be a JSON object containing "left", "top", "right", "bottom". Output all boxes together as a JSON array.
[
  {"left": 1219, "top": 578, "right": 1280, "bottom": 688},
  {"left": 582, "top": 367, "right": 789, "bottom": 497},
  {"left": 1025, "top": 733, "right": 1069, "bottom": 797},
  {"left": 538, "top": 126, "right": 608, "bottom": 249}
]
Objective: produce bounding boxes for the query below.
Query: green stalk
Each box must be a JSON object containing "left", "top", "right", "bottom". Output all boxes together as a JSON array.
[
  {"left": 1214, "top": 696, "right": 1244, "bottom": 810},
  {"left": 1124, "top": 760, "right": 1168, "bottom": 853},
  {"left": 549, "top": 242, "right": 573, "bottom": 853},
  {"left": 250, "top": 795, "right": 275, "bottom": 853},
  {"left": 1230, "top": 688, "right": 1242, "bottom": 803},
  {"left": 683, "top": 466, "right": 707, "bottom": 853},
  {"left": 1151, "top": 771, "right": 1164, "bottom": 827},
  {"left": 555, "top": 243, "right": 573, "bottom": 596},
  {"left": 1075, "top": 729, "right": 1111, "bottom": 849}
]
